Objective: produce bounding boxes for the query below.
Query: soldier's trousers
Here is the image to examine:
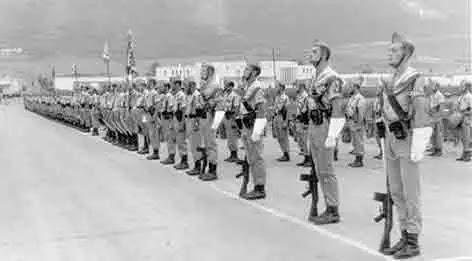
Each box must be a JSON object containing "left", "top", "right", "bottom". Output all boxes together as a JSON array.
[
  {"left": 224, "top": 118, "right": 239, "bottom": 153},
  {"left": 174, "top": 118, "right": 188, "bottom": 157},
  {"left": 199, "top": 113, "right": 218, "bottom": 164},
  {"left": 189, "top": 118, "right": 203, "bottom": 162},
  {"left": 147, "top": 114, "right": 161, "bottom": 152},
  {"left": 461, "top": 119, "right": 472, "bottom": 153},
  {"left": 384, "top": 131, "right": 422, "bottom": 234},
  {"left": 242, "top": 126, "right": 267, "bottom": 186},
  {"left": 309, "top": 121, "right": 339, "bottom": 207},
  {"left": 296, "top": 122, "right": 309, "bottom": 156},
  {"left": 350, "top": 124, "right": 365, "bottom": 156},
  {"left": 162, "top": 118, "right": 177, "bottom": 155},
  {"left": 273, "top": 115, "right": 290, "bottom": 153},
  {"left": 430, "top": 121, "right": 443, "bottom": 150}
]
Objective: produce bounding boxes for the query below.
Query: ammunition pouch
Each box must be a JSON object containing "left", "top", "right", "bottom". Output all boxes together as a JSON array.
[
  {"left": 225, "top": 111, "right": 235, "bottom": 120},
  {"left": 188, "top": 113, "right": 197, "bottom": 119},
  {"left": 175, "top": 110, "right": 184, "bottom": 122},
  {"left": 235, "top": 118, "right": 244, "bottom": 130},
  {"left": 309, "top": 109, "right": 325, "bottom": 125},
  {"left": 242, "top": 111, "right": 256, "bottom": 129},
  {"left": 376, "top": 121, "right": 386, "bottom": 139},
  {"left": 196, "top": 108, "right": 206, "bottom": 118},
  {"left": 388, "top": 120, "right": 410, "bottom": 140},
  {"left": 163, "top": 111, "right": 174, "bottom": 120}
]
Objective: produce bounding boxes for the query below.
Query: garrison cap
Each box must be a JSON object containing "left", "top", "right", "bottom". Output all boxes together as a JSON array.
[{"left": 392, "top": 32, "right": 415, "bottom": 57}]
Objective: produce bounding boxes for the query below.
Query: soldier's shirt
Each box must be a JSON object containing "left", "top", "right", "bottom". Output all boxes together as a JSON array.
[
  {"left": 239, "top": 79, "right": 266, "bottom": 117},
  {"left": 458, "top": 92, "right": 472, "bottom": 112},
  {"left": 134, "top": 91, "right": 145, "bottom": 109},
  {"left": 430, "top": 90, "right": 445, "bottom": 110},
  {"left": 174, "top": 90, "right": 187, "bottom": 112},
  {"left": 223, "top": 90, "right": 241, "bottom": 112},
  {"left": 162, "top": 92, "right": 175, "bottom": 113},
  {"left": 346, "top": 92, "right": 367, "bottom": 120},
  {"left": 201, "top": 80, "right": 223, "bottom": 109},
  {"left": 381, "top": 66, "right": 429, "bottom": 128},
  {"left": 296, "top": 90, "right": 309, "bottom": 116},
  {"left": 274, "top": 92, "right": 289, "bottom": 113},
  {"left": 308, "top": 66, "right": 344, "bottom": 118},
  {"left": 186, "top": 90, "right": 204, "bottom": 116}
]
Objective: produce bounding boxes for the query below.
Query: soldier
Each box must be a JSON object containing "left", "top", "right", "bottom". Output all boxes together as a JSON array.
[
  {"left": 427, "top": 81, "right": 445, "bottom": 157},
  {"left": 197, "top": 63, "right": 224, "bottom": 181},
  {"left": 273, "top": 82, "right": 291, "bottom": 162},
  {"left": 372, "top": 87, "right": 384, "bottom": 160},
  {"left": 345, "top": 77, "right": 367, "bottom": 168},
  {"left": 305, "top": 40, "right": 346, "bottom": 225},
  {"left": 237, "top": 63, "right": 268, "bottom": 200},
  {"left": 135, "top": 82, "right": 149, "bottom": 154},
  {"left": 377, "top": 32, "right": 432, "bottom": 259},
  {"left": 295, "top": 83, "right": 312, "bottom": 167},
  {"left": 146, "top": 82, "right": 164, "bottom": 160},
  {"left": 173, "top": 80, "right": 190, "bottom": 170},
  {"left": 90, "top": 86, "right": 101, "bottom": 136},
  {"left": 222, "top": 80, "right": 242, "bottom": 163},
  {"left": 456, "top": 81, "right": 472, "bottom": 162},
  {"left": 161, "top": 82, "right": 177, "bottom": 165},
  {"left": 185, "top": 81, "right": 205, "bottom": 175}
]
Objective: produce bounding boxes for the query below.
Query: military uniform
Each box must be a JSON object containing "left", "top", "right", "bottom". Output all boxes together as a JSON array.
[
  {"left": 427, "top": 88, "right": 445, "bottom": 156},
  {"left": 161, "top": 90, "right": 177, "bottom": 164},
  {"left": 173, "top": 88, "right": 190, "bottom": 170},
  {"left": 346, "top": 90, "right": 367, "bottom": 167},
  {"left": 273, "top": 89, "right": 290, "bottom": 161},
  {"left": 146, "top": 87, "right": 163, "bottom": 160},
  {"left": 222, "top": 88, "right": 242, "bottom": 163},
  {"left": 295, "top": 89, "right": 311, "bottom": 167},
  {"left": 185, "top": 87, "right": 205, "bottom": 175},
  {"left": 238, "top": 77, "right": 268, "bottom": 199},
  {"left": 456, "top": 88, "right": 472, "bottom": 161}
]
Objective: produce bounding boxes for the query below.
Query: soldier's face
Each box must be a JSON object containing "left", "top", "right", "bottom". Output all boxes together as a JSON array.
[
  {"left": 201, "top": 67, "right": 209, "bottom": 81},
  {"left": 388, "top": 43, "right": 404, "bottom": 67},
  {"left": 242, "top": 67, "right": 253, "bottom": 82},
  {"left": 309, "top": 46, "right": 322, "bottom": 64}
]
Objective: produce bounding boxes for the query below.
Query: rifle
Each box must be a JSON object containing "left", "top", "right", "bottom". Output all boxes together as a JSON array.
[
  {"left": 300, "top": 157, "right": 319, "bottom": 220},
  {"left": 236, "top": 159, "right": 249, "bottom": 196},
  {"left": 372, "top": 120, "right": 393, "bottom": 254}
]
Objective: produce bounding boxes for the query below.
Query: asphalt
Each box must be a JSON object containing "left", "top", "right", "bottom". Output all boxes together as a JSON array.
[{"left": 0, "top": 103, "right": 471, "bottom": 261}]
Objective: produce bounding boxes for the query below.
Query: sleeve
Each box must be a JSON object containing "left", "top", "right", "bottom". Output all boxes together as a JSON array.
[
  {"left": 326, "top": 78, "right": 343, "bottom": 101},
  {"left": 254, "top": 88, "right": 267, "bottom": 118},
  {"left": 410, "top": 76, "right": 431, "bottom": 128}
]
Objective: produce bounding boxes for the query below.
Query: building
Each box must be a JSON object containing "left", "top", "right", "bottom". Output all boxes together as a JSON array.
[{"left": 54, "top": 74, "right": 127, "bottom": 91}]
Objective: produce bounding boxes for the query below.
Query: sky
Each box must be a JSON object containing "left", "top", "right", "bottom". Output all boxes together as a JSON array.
[{"left": 0, "top": 0, "right": 468, "bottom": 78}]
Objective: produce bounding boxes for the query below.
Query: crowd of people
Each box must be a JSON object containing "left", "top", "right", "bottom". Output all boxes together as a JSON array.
[{"left": 23, "top": 32, "right": 472, "bottom": 259}]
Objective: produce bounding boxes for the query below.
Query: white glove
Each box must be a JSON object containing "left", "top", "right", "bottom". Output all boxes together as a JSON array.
[
  {"left": 142, "top": 114, "right": 148, "bottom": 123},
  {"left": 324, "top": 118, "right": 346, "bottom": 148},
  {"left": 410, "top": 127, "right": 433, "bottom": 162},
  {"left": 251, "top": 118, "right": 268, "bottom": 142},
  {"left": 211, "top": 110, "right": 226, "bottom": 130}
]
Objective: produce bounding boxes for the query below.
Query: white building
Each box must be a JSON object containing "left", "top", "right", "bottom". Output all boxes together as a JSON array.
[{"left": 54, "top": 75, "right": 127, "bottom": 91}]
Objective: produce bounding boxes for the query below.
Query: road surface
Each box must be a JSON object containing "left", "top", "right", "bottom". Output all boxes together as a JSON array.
[{"left": 0, "top": 103, "right": 471, "bottom": 261}]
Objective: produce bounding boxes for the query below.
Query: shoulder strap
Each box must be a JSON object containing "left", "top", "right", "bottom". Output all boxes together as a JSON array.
[{"left": 384, "top": 74, "right": 420, "bottom": 121}]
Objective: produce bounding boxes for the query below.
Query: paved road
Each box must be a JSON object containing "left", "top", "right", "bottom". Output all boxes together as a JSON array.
[{"left": 0, "top": 104, "right": 471, "bottom": 261}]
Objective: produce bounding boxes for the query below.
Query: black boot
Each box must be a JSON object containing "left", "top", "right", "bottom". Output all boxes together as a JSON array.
[
  {"left": 334, "top": 149, "right": 339, "bottom": 161},
  {"left": 373, "top": 153, "right": 383, "bottom": 160},
  {"left": 310, "top": 206, "right": 340, "bottom": 225},
  {"left": 428, "top": 148, "right": 442, "bottom": 157},
  {"left": 128, "top": 134, "right": 138, "bottom": 151},
  {"left": 393, "top": 232, "right": 420, "bottom": 259},
  {"left": 174, "top": 155, "right": 190, "bottom": 170},
  {"left": 463, "top": 151, "right": 471, "bottom": 162},
  {"left": 348, "top": 155, "right": 364, "bottom": 168},
  {"left": 277, "top": 152, "right": 290, "bottom": 162},
  {"left": 92, "top": 128, "right": 99, "bottom": 136},
  {"left": 456, "top": 152, "right": 466, "bottom": 161},
  {"left": 383, "top": 230, "right": 407, "bottom": 255},
  {"left": 224, "top": 151, "right": 240, "bottom": 163},
  {"left": 200, "top": 163, "right": 218, "bottom": 181},
  {"left": 146, "top": 149, "right": 160, "bottom": 160},
  {"left": 186, "top": 160, "right": 201, "bottom": 176},
  {"left": 241, "top": 184, "right": 266, "bottom": 200},
  {"left": 161, "top": 154, "right": 175, "bottom": 165}
]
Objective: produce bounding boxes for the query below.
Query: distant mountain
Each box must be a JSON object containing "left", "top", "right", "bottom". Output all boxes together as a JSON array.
[{"left": 0, "top": 0, "right": 468, "bottom": 79}]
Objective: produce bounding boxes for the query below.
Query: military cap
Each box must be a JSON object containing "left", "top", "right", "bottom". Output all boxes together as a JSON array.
[
  {"left": 392, "top": 32, "right": 415, "bottom": 57},
  {"left": 312, "top": 39, "right": 331, "bottom": 60}
]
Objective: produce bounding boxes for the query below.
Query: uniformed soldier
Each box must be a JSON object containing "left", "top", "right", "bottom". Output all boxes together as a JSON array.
[
  {"left": 146, "top": 82, "right": 165, "bottom": 160},
  {"left": 222, "top": 81, "right": 242, "bottom": 163},
  {"left": 173, "top": 80, "right": 190, "bottom": 170},
  {"left": 198, "top": 63, "right": 224, "bottom": 181},
  {"left": 161, "top": 82, "right": 178, "bottom": 165},
  {"left": 305, "top": 40, "right": 346, "bottom": 225},
  {"left": 427, "top": 81, "right": 445, "bottom": 157},
  {"left": 377, "top": 32, "right": 432, "bottom": 259},
  {"left": 135, "top": 82, "right": 149, "bottom": 154},
  {"left": 372, "top": 87, "right": 384, "bottom": 160},
  {"left": 295, "top": 83, "right": 312, "bottom": 167},
  {"left": 456, "top": 81, "right": 472, "bottom": 162},
  {"left": 273, "top": 82, "right": 291, "bottom": 162},
  {"left": 185, "top": 81, "right": 205, "bottom": 175},
  {"left": 237, "top": 63, "right": 268, "bottom": 200},
  {"left": 345, "top": 77, "right": 367, "bottom": 168},
  {"left": 90, "top": 87, "right": 101, "bottom": 136}
]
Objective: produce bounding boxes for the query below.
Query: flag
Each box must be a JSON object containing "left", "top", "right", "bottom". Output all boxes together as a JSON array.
[
  {"left": 126, "top": 30, "right": 137, "bottom": 77},
  {"left": 102, "top": 41, "right": 110, "bottom": 62}
]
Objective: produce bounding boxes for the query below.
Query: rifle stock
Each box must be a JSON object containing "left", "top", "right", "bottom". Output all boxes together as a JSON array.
[
  {"left": 373, "top": 191, "right": 393, "bottom": 253},
  {"left": 236, "top": 160, "right": 249, "bottom": 196},
  {"left": 299, "top": 159, "right": 319, "bottom": 218}
]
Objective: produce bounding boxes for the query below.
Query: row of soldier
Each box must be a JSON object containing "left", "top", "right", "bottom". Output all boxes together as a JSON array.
[{"left": 23, "top": 32, "right": 472, "bottom": 259}]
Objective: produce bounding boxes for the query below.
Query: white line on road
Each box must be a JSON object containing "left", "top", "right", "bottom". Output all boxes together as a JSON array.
[
  {"left": 434, "top": 257, "right": 472, "bottom": 261},
  {"left": 202, "top": 182, "right": 393, "bottom": 260}
]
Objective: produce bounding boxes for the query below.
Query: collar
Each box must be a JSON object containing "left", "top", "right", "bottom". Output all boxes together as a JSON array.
[{"left": 393, "top": 66, "right": 418, "bottom": 87}]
